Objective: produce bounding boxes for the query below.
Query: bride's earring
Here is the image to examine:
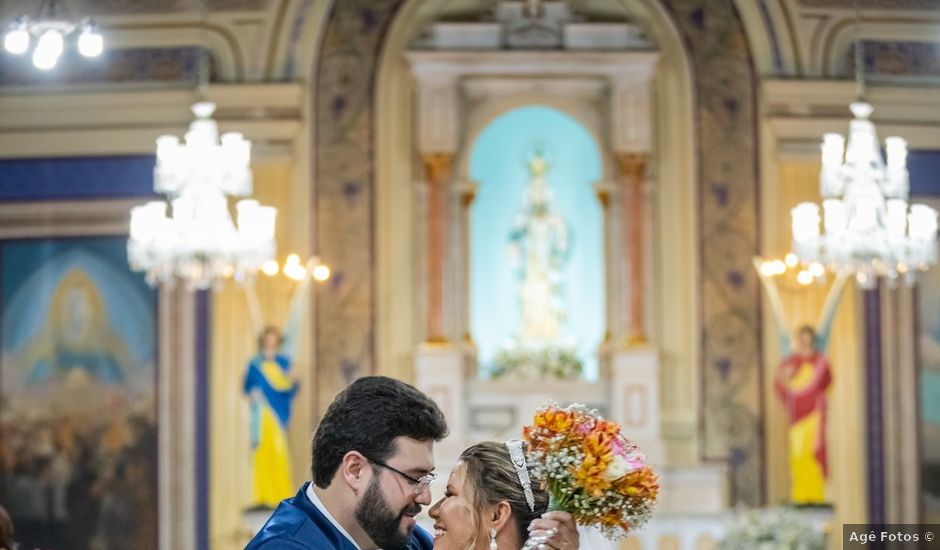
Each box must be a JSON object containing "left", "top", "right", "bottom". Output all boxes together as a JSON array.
[{"left": 489, "top": 527, "right": 498, "bottom": 550}]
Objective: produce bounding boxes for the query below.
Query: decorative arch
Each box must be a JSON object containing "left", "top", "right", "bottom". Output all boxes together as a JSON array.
[
  {"left": 821, "top": 16, "right": 940, "bottom": 77},
  {"left": 458, "top": 94, "right": 610, "bottom": 181},
  {"left": 312, "top": 0, "right": 764, "bottom": 505}
]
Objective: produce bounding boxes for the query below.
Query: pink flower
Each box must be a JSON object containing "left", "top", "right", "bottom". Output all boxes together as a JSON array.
[
  {"left": 625, "top": 451, "right": 646, "bottom": 470},
  {"left": 610, "top": 438, "right": 627, "bottom": 457}
]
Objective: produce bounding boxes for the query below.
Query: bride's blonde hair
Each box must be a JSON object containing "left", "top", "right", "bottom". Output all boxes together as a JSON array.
[{"left": 458, "top": 441, "right": 549, "bottom": 548}]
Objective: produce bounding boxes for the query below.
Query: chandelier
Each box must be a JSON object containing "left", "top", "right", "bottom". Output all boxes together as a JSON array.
[
  {"left": 3, "top": 0, "right": 103, "bottom": 70},
  {"left": 128, "top": 102, "right": 277, "bottom": 290},
  {"left": 789, "top": 3, "right": 937, "bottom": 290},
  {"left": 128, "top": 0, "right": 276, "bottom": 290}
]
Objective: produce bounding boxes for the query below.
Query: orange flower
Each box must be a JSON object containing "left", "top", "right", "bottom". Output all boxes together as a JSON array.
[
  {"left": 574, "top": 452, "right": 611, "bottom": 496},
  {"left": 614, "top": 467, "right": 660, "bottom": 500},
  {"left": 597, "top": 514, "right": 631, "bottom": 532},
  {"left": 574, "top": 430, "right": 618, "bottom": 496},
  {"left": 533, "top": 407, "right": 576, "bottom": 434},
  {"left": 593, "top": 418, "right": 622, "bottom": 438}
]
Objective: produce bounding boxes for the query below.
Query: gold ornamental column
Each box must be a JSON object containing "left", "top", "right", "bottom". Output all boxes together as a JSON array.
[
  {"left": 458, "top": 182, "right": 478, "bottom": 350},
  {"left": 594, "top": 181, "right": 614, "bottom": 345}
]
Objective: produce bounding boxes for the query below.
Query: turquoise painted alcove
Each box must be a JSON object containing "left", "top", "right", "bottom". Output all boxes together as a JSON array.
[{"left": 469, "top": 105, "right": 605, "bottom": 380}]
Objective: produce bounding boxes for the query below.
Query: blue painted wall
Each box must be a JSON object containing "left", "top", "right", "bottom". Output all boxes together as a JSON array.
[{"left": 0, "top": 155, "right": 156, "bottom": 201}]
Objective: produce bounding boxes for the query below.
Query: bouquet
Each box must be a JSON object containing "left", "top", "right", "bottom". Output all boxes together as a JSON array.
[{"left": 522, "top": 403, "right": 659, "bottom": 542}]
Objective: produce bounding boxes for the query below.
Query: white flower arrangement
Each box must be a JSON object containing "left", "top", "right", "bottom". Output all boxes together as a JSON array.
[
  {"left": 491, "top": 343, "right": 583, "bottom": 380},
  {"left": 719, "top": 508, "right": 825, "bottom": 550}
]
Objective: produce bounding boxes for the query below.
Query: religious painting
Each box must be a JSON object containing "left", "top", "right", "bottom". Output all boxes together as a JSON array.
[
  {"left": 917, "top": 197, "right": 940, "bottom": 522},
  {"left": 0, "top": 236, "right": 157, "bottom": 550}
]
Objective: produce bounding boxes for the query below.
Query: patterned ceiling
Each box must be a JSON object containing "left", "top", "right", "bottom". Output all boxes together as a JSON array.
[{"left": 0, "top": 0, "right": 269, "bottom": 17}]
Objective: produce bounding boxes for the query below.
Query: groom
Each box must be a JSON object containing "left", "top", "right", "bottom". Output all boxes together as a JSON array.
[{"left": 245, "top": 376, "right": 448, "bottom": 549}]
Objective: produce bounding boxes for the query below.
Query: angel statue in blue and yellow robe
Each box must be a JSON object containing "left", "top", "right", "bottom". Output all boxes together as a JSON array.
[{"left": 243, "top": 272, "right": 312, "bottom": 510}]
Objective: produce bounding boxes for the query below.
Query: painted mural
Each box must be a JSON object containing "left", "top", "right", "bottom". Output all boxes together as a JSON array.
[{"left": 0, "top": 237, "right": 157, "bottom": 550}]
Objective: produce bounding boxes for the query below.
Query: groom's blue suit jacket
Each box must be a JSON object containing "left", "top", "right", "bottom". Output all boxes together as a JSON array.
[{"left": 245, "top": 482, "right": 434, "bottom": 550}]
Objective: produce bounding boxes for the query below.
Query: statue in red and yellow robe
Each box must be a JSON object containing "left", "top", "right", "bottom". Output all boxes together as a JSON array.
[
  {"left": 775, "top": 325, "right": 832, "bottom": 504},
  {"left": 756, "top": 259, "right": 850, "bottom": 505}
]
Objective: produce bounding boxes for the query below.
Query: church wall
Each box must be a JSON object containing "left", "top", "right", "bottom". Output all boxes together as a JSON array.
[{"left": 656, "top": 0, "right": 764, "bottom": 504}]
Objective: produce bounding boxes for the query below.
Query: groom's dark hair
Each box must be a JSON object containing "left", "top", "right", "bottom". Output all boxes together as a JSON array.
[{"left": 311, "top": 376, "right": 448, "bottom": 488}]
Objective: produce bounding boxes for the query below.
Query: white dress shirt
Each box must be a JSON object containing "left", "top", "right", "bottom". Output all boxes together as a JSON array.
[{"left": 306, "top": 482, "right": 363, "bottom": 550}]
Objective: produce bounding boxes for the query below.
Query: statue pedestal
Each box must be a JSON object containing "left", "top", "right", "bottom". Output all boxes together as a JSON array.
[
  {"left": 414, "top": 343, "right": 467, "bottom": 458},
  {"left": 607, "top": 345, "right": 667, "bottom": 465},
  {"left": 656, "top": 464, "right": 728, "bottom": 513},
  {"left": 242, "top": 508, "right": 273, "bottom": 540},
  {"left": 466, "top": 378, "right": 606, "bottom": 444}
]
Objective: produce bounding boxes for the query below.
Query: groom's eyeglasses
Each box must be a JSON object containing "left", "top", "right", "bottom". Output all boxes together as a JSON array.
[{"left": 362, "top": 455, "right": 437, "bottom": 495}]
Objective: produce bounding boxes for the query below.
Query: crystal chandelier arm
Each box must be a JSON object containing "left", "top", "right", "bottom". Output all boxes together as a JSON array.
[
  {"left": 852, "top": 0, "right": 866, "bottom": 102},
  {"left": 813, "top": 270, "right": 851, "bottom": 353},
  {"left": 39, "top": 0, "right": 63, "bottom": 21},
  {"left": 195, "top": 0, "right": 210, "bottom": 101},
  {"left": 243, "top": 274, "right": 265, "bottom": 342},
  {"left": 753, "top": 257, "right": 793, "bottom": 356}
]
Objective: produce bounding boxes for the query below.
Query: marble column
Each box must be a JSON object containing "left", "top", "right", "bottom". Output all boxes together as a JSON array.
[
  {"left": 616, "top": 152, "right": 650, "bottom": 345},
  {"left": 158, "top": 287, "right": 198, "bottom": 550},
  {"left": 421, "top": 152, "right": 454, "bottom": 343}
]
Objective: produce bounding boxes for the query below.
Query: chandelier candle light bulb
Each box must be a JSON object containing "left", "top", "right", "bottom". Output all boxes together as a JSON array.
[
  {"left": 4, "top": 8, "right": 105, "bottom": 69},
  {"left": 312, "top": 264, "right": 331, "bottom": 282},
  {"left": 76, "top": 21, "right": 103, "bottom": 57},
  {"left": 4, "top": 19, "right": 29, "bottom": 54},
  {"left": 283, "top": 254, "right": 307, "bottom": 281},
  {"left": 261, "top": 261, "right": 280, "bottom": 277},
  {"left": 32, "top": 29, "right": 63, "bottom": 70}
]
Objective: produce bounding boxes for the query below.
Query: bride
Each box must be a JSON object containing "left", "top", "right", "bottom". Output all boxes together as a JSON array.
[{"left": 428, "top": 440, "right": 616, "bottom": 550}]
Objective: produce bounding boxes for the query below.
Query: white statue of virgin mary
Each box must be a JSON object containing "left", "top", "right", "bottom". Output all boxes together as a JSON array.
[{"left": 507, "top": 150, "right": 570, "bottom": 344}]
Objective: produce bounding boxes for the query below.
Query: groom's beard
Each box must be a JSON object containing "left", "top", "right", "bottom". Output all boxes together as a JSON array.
[{"left": 355, "top": 477, "right": 420, "bottom": 550}]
